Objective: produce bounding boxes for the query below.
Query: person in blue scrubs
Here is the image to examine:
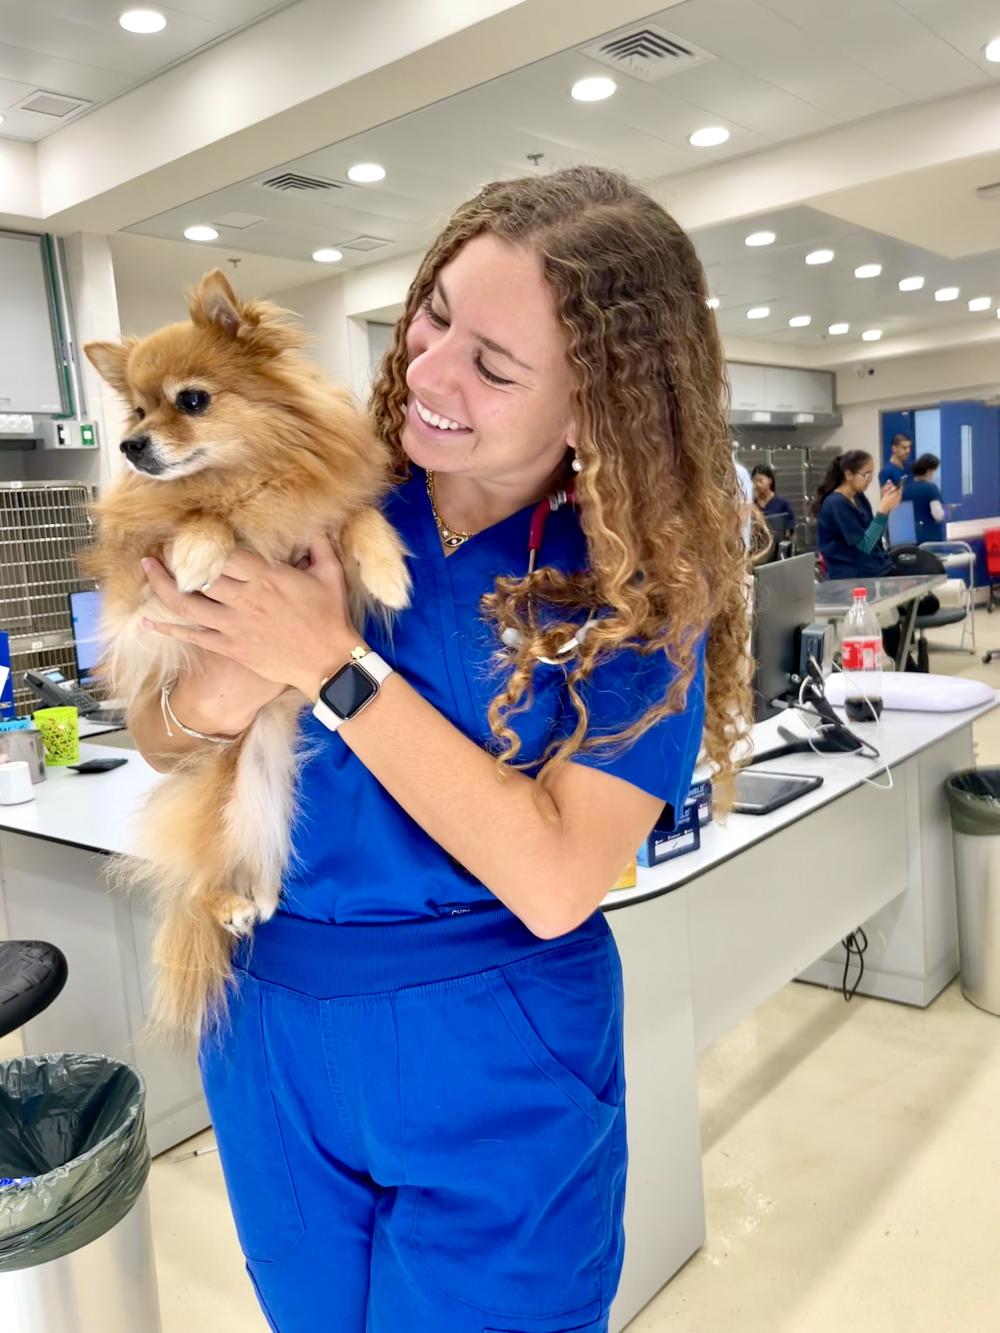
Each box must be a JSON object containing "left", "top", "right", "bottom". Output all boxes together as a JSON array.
[
  {"left": 879, "top": 433, "right": 912, "bottom": 488},
  {"left": 814, "top": 450, "right": 901, "bottom": 580},
  {"left": 135, "top": 168, "right": 751, "bottom": 1332},
  {"left": 906, "top": 453, "right": 946, "bottom": 543},
  {"left": 751, "top": 463, "right": 795, "bottom": 526}
]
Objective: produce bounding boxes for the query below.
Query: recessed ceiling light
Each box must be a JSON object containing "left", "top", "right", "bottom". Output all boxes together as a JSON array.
[
  {"left": 689, "top": 126, "right": 730, "bottom": 148},
  {"left": 828, "top": 323, "right": 850, "bottom": 335},
  {"left": 312, "top": 248, "right": 343, "bottom": 264},
  {"left": 706, "top": 297, "right": 720, "bottom": 309},
  {"left": 861, "top": 329, "right": 882, "bottom": 341},
  {"left": 347, "top": 163, "right": 386, "bottom": 183},
  {"left": 984, "top": 37, "right": 1000, "bottom": 62},
  {"left": 789, "top": 315, "right": 812, "bottom": 327},
  {"left": 745, "top": 231, "right": 776, "bottom": 247},
  {"left": 935, "top": 286, "right": 959, "bottom": 301},
  {"left": 855, "top": 264, "right": 882, "bottom": 279},
  {"left": 968, "top": 296, "right": 991, "bottom": 311},
  {"left": 747, "top": 306, "right": 770, "bottom": 320},
  {"left": 898, "top": 275, "right": 925, "bottom": 291},
  {"left": 119, "top": 8, "right": 166, "bottom": 33},
  {"left": 183, "top": 225, "right": 218, "bottom": 242},
  {"left": 571, "top": 76, "right": 617, "bottom": 102},
  {"left": 806, "top": 249, "right": 834, "bottom": 265}
]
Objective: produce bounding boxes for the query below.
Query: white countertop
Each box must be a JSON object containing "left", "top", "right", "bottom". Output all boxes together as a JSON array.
[{"left": 0, "top": 698, "right": 994, "bottom": 898}]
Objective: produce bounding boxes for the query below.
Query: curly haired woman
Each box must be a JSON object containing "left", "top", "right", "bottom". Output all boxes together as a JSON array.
[{"left": 133, "top": 167, "right": 751, "bottom": 1332}]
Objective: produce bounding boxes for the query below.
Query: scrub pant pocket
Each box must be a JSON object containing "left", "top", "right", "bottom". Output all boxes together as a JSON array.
[{"left": 392, "top": 935, "right": 628, "bottom": 1326}]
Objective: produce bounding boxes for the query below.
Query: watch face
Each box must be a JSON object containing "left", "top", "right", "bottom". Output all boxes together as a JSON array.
[{"left": 320, "top": 662, "right": 378, "bottom": 720}]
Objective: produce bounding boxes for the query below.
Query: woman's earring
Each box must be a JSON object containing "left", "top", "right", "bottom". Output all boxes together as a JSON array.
[{"left": 571, "top": 452, "right": 583, "bottom": 473}]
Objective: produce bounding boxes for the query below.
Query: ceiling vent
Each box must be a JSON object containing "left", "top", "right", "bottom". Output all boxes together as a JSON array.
[
  {"left": 580, "top": 23, "right": 715, "bottom": 82},
  {"left": 16, "top": 90, "right": 90, "bottom": 118},
  {"left": 257, "top": 172, "right": 348, "bottom": 194},
  {"left": 340, "top": 236, "right": 391, "bottom": 252}
]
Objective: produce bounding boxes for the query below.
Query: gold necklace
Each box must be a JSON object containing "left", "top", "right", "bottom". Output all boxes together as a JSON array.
[{"left": 426, "top": 471, "right": 474, "bottom": 549}]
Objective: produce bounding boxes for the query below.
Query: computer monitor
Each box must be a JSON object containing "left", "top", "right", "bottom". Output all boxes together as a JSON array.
[
  {"left": 758, "top": 510, "right": 796, "bottom": 564},
  {"left": 68, "top": 589, "right": 104, "bottom": 688},
  {"left": 888, "top": 499, "right": 916, "bottom": 547},
  {"left": 751, "top": 553, "right": 816, "bottom": 721}
]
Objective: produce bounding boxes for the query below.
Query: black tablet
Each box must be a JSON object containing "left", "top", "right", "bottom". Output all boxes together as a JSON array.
[{"left": 733, "top": 769, "right": 824, "bottom": 815}]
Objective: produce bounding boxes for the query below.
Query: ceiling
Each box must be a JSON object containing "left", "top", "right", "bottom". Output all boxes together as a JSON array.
[
  {"left": 0, "top": 0, "right": 300, "bottom": 141},
  {"left": 699, "top": 205, "right": 1000, "bottom": 349}
]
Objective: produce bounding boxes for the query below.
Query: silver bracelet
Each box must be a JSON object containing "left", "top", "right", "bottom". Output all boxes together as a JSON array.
[{"left": 160, "top": 681, "right": 244, "bottom": 745}]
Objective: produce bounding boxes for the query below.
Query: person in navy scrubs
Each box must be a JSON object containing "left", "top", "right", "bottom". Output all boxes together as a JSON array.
[
  {"left": 879, "top": 432, "right": 912, "bottom": 488},
  {"left": 906, "top": 453, "right": 947, "bottom": 543},
  {"left": 133, "top": 168, "right": 751, "bottom": 1333},
  {"left": 814, "top": 449, "right": 901, "bottom": 579},
  {"left": 751, "top": 463, "right": 795, "bottom": 526}
]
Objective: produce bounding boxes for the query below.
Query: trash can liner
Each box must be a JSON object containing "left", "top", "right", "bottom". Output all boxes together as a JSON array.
[
  {"left": 0, "top": 1054, "right": 149, "bottom": 1272},
  {"left": 945, "top": 769, "right": 1000, "bottom": 837}
]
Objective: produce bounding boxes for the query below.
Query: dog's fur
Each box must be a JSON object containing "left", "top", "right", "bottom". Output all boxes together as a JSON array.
[{"left": 84, "top": 270, "right": 409, "bottom": 1037}]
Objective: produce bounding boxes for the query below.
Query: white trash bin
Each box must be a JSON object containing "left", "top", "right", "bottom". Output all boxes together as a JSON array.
[
  {"left": 0, "top": 1054, "right": 162, "bottom": 1333},
  {"left": 946, "top": 769, "right": 1000, "bottom": 1017}
]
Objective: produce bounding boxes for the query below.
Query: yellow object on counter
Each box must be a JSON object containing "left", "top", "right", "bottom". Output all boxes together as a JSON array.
[
  {"left": 611, "top": 859, "right": 637, "bottom": 891},
  {"left": 33, "top": 706, "right": 80, "bottom": 766}
]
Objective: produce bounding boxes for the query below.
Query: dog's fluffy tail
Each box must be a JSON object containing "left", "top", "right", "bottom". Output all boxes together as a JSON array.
[{"left": 151, "top": 893, "right": 234, "bottom": 1038}]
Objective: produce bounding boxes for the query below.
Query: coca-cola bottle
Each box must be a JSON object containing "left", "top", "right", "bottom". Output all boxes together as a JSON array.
[{"left": 840, "top": 588, "right": 883, "bottom": 721}]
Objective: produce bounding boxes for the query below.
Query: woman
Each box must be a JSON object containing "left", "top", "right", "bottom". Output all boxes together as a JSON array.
[
  {"left": 751, "top": 462, "right": 795, "bottom": 524},
  {"left": 813, "top": 449, "right": 901, "bottom": 580},
  {"left": 131, "top": 168, "right": 750, "bottom": 1332},
  {"left": 907, "top": 452, "right": 947, "bottom": 543}
]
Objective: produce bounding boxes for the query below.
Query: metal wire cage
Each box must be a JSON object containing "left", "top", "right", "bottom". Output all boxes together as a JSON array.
[{"left": 0, "top": 482, "right": 97, "bottom": 715}]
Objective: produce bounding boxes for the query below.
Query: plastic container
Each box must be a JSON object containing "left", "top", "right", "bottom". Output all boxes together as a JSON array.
[
  {"left": 945, "top": 769, "right": 1000, "bottom": 1017},
  {"left": 31, "top": 707, "right": 80, "bottom": 767},
  {"left": 840, "top": 587, "right": 883, "bottom": 722}
]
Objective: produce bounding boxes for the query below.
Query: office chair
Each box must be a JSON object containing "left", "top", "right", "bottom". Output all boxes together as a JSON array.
[
  {"left": 0, "top": 941, "right": 68, "bottom": 1039},
  {"left": 889, "top": 545, "right": 967, "bottom": 671}
]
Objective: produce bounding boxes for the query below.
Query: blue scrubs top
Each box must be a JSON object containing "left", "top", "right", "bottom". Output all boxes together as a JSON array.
[
  {"left": 280, "top": 466, "right": 706, "bottom": 924},
  {"left": 762, "top": 495, "right": 795, "bottom": 523},
  {"left": 879, "top": 460, "right": 908, "bottom": 488},
  {"left": 905, "top": 478, "right": 946, "bottom": 543},
  {"left": 817, "top": 491, "right": 893, "bottom": 580}
]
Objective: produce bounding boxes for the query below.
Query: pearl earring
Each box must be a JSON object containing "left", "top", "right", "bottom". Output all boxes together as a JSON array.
[{"left": 571, "top": 453, "right": 583, "bottom": 473}]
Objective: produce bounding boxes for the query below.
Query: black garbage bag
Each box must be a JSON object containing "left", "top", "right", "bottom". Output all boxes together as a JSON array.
[
  {"left": 945, "top": 769, "right": 1000, "bottom": 837},
  {"left": 0, "top": 1054, "right": 149, "bottom": 1272}
]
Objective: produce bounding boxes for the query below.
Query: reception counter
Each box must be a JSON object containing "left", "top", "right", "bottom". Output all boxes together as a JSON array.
[{"left": 0, "top": 696, "right": 993, "bottom": 1329}]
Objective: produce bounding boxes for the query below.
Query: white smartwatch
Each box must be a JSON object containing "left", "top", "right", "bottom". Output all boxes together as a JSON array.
[{"left": 312, "top": 646, "right": 394, "bottom": 733}]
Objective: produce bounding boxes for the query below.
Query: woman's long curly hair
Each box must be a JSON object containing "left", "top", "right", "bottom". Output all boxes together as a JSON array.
[{"left": 370, "top": 167, "right": 752, "bottom": 809}]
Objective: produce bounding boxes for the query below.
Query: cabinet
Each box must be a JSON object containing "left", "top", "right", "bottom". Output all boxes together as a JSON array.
[{"left": 727, "top": 363, "right": 835, "bottom": 415}]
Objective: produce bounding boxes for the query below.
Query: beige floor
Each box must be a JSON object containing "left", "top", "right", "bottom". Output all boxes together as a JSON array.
[{"left": 69, "top": 609, "right": 1000, "bottom": 1329}]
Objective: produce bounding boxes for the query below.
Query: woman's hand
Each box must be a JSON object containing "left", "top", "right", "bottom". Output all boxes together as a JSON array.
[
  {"left": 878, "top": 482, "right": 902, "bottom": 515},
  {"left": 141, "top": 534, "right": 361, "bottom": 700}
]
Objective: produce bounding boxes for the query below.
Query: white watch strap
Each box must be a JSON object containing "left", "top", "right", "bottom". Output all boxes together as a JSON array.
[{"left": 312, "top": 649, "right": 393, "bottom": 733}]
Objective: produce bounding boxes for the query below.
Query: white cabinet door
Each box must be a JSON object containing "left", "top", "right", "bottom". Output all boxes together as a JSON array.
[
  {"left": 763, "top": 366, "right": 802, "bottom": 412},
  {"left": 800, "top": 370, "right": 834, "bottom": 414},
  {"left": 727, "top": 363, "right": 766, "bottom": 410}
]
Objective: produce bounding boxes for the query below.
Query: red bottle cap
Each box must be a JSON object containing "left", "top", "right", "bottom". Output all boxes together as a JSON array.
[{"left": 852, "top": 587, "right": 867, "bottom": 597}]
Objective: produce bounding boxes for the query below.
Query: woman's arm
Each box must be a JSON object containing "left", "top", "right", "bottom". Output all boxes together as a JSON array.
[
  {"left": 853, "top": 512, "right": 888, "bottom": 554},
  {"left": 139, "top": 543, "right": 664, "bottom": 938}
]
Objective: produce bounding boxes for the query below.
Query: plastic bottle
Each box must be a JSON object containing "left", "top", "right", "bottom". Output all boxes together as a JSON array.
[{"left": 840, "top": 588, "right": 883, "bottom": 721}]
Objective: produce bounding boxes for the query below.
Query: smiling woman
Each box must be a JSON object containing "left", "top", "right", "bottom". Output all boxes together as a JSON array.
[{"left": 127, "top": 166, "right": 752, "bottom": 1333}]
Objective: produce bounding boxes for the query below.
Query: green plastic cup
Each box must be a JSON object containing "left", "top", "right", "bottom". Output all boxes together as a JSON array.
[{"left": 32, "top": 706, "right": 80, "bottom": 766}]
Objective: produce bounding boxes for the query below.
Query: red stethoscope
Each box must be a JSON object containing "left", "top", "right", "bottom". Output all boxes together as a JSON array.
[{"left": 505, "top": 480, "right": 599, "bottom": 663}]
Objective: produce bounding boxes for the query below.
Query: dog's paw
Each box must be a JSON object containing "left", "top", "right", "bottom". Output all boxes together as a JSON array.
[
  {"left": 215, "top": 894, "right": 260, "bottom": 938},
  {"left": 363, "top": 553, "right": 412, "bottom": 611},
  {"left": 170, "top": 530, "right": 233, "bottom": 595}
]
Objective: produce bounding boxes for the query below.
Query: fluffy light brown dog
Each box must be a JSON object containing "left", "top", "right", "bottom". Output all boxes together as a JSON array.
[{"left": 84, "top": 270, "right": 409, "bottom": 1037}]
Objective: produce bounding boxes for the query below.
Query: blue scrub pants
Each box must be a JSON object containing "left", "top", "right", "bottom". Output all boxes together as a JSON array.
[{"left": 199, "top": 906, "right": 628, "bottom": 1333}]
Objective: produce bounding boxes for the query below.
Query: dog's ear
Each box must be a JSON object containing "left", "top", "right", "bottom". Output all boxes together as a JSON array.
[
  {"left": 187, "top": 269, "right": 244, "bottom": 337},
  {"left": 84, "top": 340, "right": 132, "bottom": 392}
]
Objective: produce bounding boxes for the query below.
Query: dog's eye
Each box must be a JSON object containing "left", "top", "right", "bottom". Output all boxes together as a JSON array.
[
  {"left": 176, "top": 389, "right": 211, "bottom": 415},
  {"left": 134, "top": 407, "right": 145, "bottom": 421}
]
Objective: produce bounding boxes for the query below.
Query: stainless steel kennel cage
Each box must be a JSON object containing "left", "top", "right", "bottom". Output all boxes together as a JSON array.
[{"left": 0, "top": 481, "right": 97, "bottom": 716}]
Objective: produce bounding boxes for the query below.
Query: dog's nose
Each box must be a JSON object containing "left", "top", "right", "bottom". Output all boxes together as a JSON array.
[{"left": 120, "top": 434, "right": 150, "bottom": 459}]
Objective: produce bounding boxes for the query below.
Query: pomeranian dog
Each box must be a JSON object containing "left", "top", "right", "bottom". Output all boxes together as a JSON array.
[{"left": 84, "top": 269, "right": 409, "bottom": 1037}]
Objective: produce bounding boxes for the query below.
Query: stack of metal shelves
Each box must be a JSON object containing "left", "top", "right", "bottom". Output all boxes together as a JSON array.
[
  {"left": 736, "top": 443, "right": 834, "bottom": 552},
  {"left": 0, "top": 481, "right": 96, "bottom": 715}
]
